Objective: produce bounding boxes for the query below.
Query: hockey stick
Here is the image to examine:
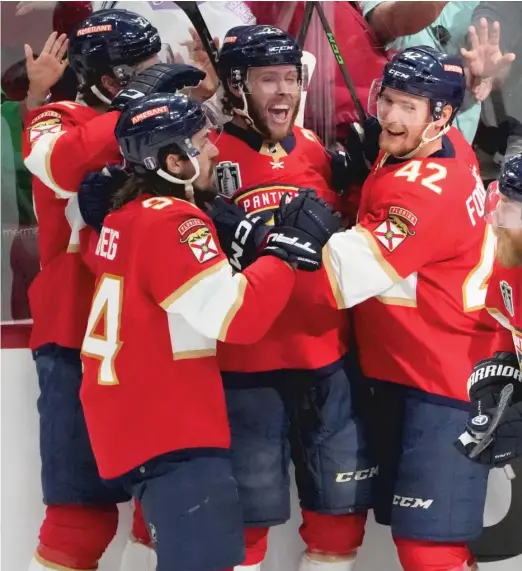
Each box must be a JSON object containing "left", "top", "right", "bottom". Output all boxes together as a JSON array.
[
  {"left": 313, "top": 1, "right": 367, "bottom": 124},
  {"left": 468, "top": 383, "right": 514, "bottom": 459},
  {"left": 175, "top": 1, "right": 220, "bottom": 74},
  {"left": 296, "top": 1, "right": 316, "bottom": 48}
]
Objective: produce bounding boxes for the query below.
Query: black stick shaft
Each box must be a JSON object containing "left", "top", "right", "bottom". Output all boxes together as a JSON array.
[
  {"left": 296, "top": 1, "right": 316, "bottom": 48},
  {"left": 314, "top": 2, "right": 367, "bottom": 123}
]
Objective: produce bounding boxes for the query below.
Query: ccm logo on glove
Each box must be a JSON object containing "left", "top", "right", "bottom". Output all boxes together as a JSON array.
[{"left": 230, "top": 216, "right": 262, "bottom": 271}]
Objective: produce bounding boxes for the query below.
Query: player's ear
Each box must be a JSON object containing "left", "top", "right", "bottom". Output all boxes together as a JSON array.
[
  {"left": 165, "top": 153, "right": 184, "bottom": 176},
  {"left": 227, "top": 79, "right": 241, "bottom": 98},
  {"left": 434, "top": 104, "right": 453, "bottom": 130},
  {"left": 101, "top": 75, "right": 121, "bottom": 96}
]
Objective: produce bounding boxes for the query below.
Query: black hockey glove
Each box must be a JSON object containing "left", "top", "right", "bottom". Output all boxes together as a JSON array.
[
  {"left": 205, "top": 197, "right": 271, "bottom": 271},
  {"left": 259, "top": 189, "right": 341, "bottom": 271},
  {"left": 78, "top": 165, "right": 129, "bottom": 233},
  {"left": 110, "top": 63, "right": 206, "bottom": 112},
  {"left": 454, "top": 352, "right": 522, "bottom": 466},
  {"left": 455, "top": 401, "right": 522, "bottom": 467},
  {"left": 330, "top": 117, "right": 382, "bottom": 193},
  {"left": 468, "top": 353, "right": 522, "bottom": 412}
]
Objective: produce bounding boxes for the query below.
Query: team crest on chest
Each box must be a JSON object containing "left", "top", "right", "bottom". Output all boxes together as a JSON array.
[
  {"left": 216, "top": 161, "right": 242, "bottom": 198},
  {"left": 373, "top": 206, "right": 418, "bottom": 252},
  {"left": 500, "top": 280, "right": 515, "bottom": 317},
  {"left": 178, "top": 219, "right": 219, "bottom": 263}
]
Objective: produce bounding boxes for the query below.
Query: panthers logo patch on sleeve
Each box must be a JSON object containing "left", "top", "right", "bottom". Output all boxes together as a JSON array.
[
  {"left": 29, "top": 110, "right": 62, "bottom": 143},
  {"left": 373, "top": 206, "right": 418, "bottom": 252},
  {"left": 178, "top": 219, "right": 219, "bottom": 263}
]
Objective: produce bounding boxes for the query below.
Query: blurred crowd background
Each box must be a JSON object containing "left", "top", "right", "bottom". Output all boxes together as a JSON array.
[{"left": 2, "top": 0, "right": 522, "bottom": 327}]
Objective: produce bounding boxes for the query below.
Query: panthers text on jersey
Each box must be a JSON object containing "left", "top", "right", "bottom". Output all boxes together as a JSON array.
[
  {"left": 215, "top": 122, "right": 350, "bottom": 373},
  {"left": 325, "top": 127, "right": 498, "bottom": 401},
  {"left": 22, "top": 102, "right": 121, "bottom": 349},
  {"left": 80, "top": 194, "right": 295, "bottom": 478}
]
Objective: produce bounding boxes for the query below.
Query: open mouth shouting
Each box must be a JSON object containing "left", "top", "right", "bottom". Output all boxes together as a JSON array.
[{"left": 268, "top": 104, "right": 292, "bottom": 124}]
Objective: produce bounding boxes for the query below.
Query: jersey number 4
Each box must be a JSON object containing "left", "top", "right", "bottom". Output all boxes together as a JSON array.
[
  {"left": 463, "top": 224, "right": 496, "bottom": 311},
  {"left": 81, "top": 274, "right": 123, "bottom": 385}
]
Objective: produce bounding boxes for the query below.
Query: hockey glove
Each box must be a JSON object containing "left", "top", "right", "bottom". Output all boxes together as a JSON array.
[
  {"left": 205, "top": 197, "right": 271, "bottom": 271},
  {"left": 78, "top": 165, "right": 129, "bottom": 233},
  {"left": 467, "top": 353, "right": 522, "bottom": 412},
  {"left": 454, "top": 352, "right": 522, "bottom": 465},
  {"left": 455, "top": 401, "right": 522, "bottom": 467},
  {"left": 330, "top": 117, "right": 382, "bottom": 193},
  {"left": 260, "top": 189, "right": 341, "bottom": 271},
  {"left": 110, "top": 63, "right": 206, "bottom": 112}
]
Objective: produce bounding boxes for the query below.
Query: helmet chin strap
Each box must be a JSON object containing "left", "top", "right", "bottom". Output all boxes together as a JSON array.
[
  {"left": 231, "top": 85, "right": 266, "bottom": 137},
  {"left": 91, "top": 85, "right": 113, "bottom": 106},
  {"left": 394, "top": 122, "right": 450, "bottom": 160},
  {"left": 156, "top": 155, "right": 201, "bottom": 205},
  {"left": 90, "top": 64, "right": 139, "bottom": 107}
]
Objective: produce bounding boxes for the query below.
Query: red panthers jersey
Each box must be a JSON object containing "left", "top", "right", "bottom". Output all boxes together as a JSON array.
[
  {"left": 215, "top": 123, "right": 350, "bottom": 372},
  {"left": 80, "top": 194, "right": 295, "bottom": 478},
  {"left": 486, "top": 261, "right": 522, "bottom": 363},
  {"left": 325, "top": 128, "right": 498, "bottom": 401},
  {"left": 22, "top": 102, "right": 121, "bottom": 350}
]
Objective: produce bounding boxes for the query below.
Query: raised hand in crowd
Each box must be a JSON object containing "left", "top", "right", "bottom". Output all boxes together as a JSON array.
[
  {"left": 181, "top": 27, "right": 221, "bottom": 100},
  {"left": 24, "top": 31, "right": 68, "bottom": 108},
  {"left": 15, "top": 0, "right": 56, "bottom": 17},
  {"left": 461, "top": 17, "right": 516, "bottom": 101}
]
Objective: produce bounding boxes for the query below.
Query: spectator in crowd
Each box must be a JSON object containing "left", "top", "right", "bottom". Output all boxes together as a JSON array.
[
  {"left": 2, "top": 85, "right": 38, "bottom": 322},
  {"left": 472, "top": 1, "right": 522, "bottom": 170}
]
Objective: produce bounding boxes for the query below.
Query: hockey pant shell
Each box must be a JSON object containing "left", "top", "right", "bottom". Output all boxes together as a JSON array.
[
  {"left": 223, "top": 359, "right": 373, "bottom": 556},
  {"left": 366, "top": 378, "right": 490, "bottom": 542},
  {"left": 113, "top": 450, "right": 245, "bottom": 571},
  {"left": 33, "top": 344, "right": 129, "bottom": 569},
  {"left": 34, "top": 343, "right": 130, "bottom": 505}
]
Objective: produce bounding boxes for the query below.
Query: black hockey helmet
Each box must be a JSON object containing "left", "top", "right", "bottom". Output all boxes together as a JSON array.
[
  {"left": 68, "top": 9, "right": 161, "bottom": 95},
  {"left": 217, "top": 25, "right": 303, "bottom": 89},
  {"left": 485, "top": 154, "right": 522, "bottom": 228},
  {"left": 499, "top": 153, "right": 522, "bottom": 202},
  {"left": 116, "top": 92, "right": 208, "bottom": 182},
  {"left": 378, "top": 46, "right": 465, "bottom": 123}
]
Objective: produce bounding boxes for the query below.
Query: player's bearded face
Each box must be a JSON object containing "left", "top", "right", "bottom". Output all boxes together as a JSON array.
[
  {"left": 495, "top": 227, "right": 522, "bottom": 268},
  {"left": 377, "top": 89, "right": 432, "bottom": 157},
  {"left": 246, "top": 66, "right": 301, "bottom": 142}
]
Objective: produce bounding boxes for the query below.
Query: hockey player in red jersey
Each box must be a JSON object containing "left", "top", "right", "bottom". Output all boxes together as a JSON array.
[
  {"left": 455, "top": 154, "right": 522, "bottom": 467},
  {"left": 21, "top": 9, "right": 205, "bottom": 571},
  {"left": 299, "top": 47, "right": 499, "bottom": 571},
  {"left": 80, "top": 92, "right": 340, "bottom": 571},
  {"left": 204, "top": 25, "right": 376, "bottom": 571}
]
